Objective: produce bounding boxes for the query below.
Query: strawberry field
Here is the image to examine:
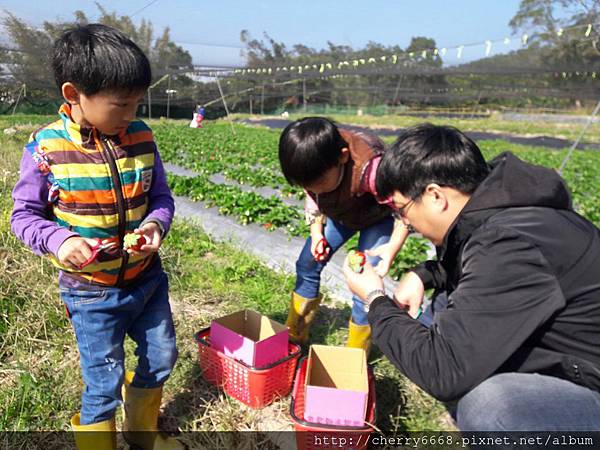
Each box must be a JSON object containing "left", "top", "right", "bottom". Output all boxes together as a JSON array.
[
  {"left": 3, "top": 115, "right": 600, "bottom": 436},
  {"left": 159, "top": 123, "right": 306, "bottom": 233},
  {"left": 157, "top": 121, "right": 600, "bottom": 281},
  {"left": 6, "top": 116, "right": 600, "bottom": 281}
]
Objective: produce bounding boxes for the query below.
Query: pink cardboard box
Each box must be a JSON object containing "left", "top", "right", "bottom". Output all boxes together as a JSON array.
[
  {"left": 210, "top": 310, "right": 289, "bottom": 367},
  {"left": 304, "top": 345, "right": 369, "bottom": 426}
]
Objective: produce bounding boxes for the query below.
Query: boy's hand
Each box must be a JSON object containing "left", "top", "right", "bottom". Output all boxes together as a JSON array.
[
  {"left": 393, "top": 271, "right": 425, "bottom": 318},
  {"left": 57, "top": 236, "right": 100, "bottom": 269},
  {"left": 310, "top": 233, "right": 330, "bottom": 262},
  {"left": 342, "top": 257, "right": 384, "bottom": 302},
  {"left": 365, "top": 243, "right": 395, "bottom": 277},
  {"left": 125, "top": 222, "right": 162, "bottom": 257}
]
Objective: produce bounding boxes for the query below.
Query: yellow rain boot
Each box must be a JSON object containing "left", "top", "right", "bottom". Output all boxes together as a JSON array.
[
  {"left": 346, "top": 320, "right": 372, "bottom": 355},
  {"left": 286, "top": 292, "right": 321, "bottom": 345},
  {"left": 70, "top": 413, "right": 116, "bottom": 450},
  {"left": 122, "top": 371, "right": 185, "bottom": 450}
]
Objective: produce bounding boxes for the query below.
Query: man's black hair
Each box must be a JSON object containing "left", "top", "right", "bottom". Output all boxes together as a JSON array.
[
  {"left": 278, "top": 117, "right": 347, "bottom": 186},
  {"left": 52, "top": 23, "right": 152, "bottom": 96},
  {"left": 376, "top": 123, "right": 490, "bottom": 199}
]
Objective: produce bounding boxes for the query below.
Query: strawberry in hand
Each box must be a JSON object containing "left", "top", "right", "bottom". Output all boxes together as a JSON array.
[
  {"left": 348, "top": 249, "right": 366, "bottom": 273},
  {"left": 123, "top": 222, "right": 163, "bottom": 257},
  {"left": 313, "top": 236, "right": 331, "bottom": 262},
  {"left": 123, "top": 232, "right": 149, "bottom": 252}
]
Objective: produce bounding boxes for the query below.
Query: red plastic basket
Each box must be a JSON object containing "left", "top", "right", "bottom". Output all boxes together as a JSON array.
[
  {"left": 195, "top": 328, "right": 301, "bottom": 409},
  {"left": 290, "top": 357, "right": 376, "bottom": 450}
]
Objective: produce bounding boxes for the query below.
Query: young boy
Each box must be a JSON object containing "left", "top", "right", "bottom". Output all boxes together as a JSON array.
[
  {"left": 11, "top": 24, "right": 182, "bottom": 450},
  {"left": 278, "top": 117, "right": 410, "bottom": 351}
]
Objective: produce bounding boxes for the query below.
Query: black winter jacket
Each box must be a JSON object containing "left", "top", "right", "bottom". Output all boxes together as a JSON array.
[{"left": 369, "top": 152, "right": 600, "bottom": 401}]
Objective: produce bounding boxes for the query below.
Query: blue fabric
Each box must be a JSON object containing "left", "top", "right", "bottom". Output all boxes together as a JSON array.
[
  {"left": 418, "top": 290, "right": 449, "bottom": 327},
  {"left": 60, "top": 271, "right": 178, "bottom": 424},
  {"left": 456, "top": 372, "right": 600, "bottom": 432},
  {"left": 295, "top": 216, "right": 394, "bottom": 325}
]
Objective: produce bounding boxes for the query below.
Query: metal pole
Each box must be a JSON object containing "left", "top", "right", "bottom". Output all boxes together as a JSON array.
[
  {"left": 249, "top": 95, "right": 253, "bottom": 115},
  {"left": 471, "top": 88, "right": 483, "bottom": 119},
  {"left": 166, "top": 75, "right": 171, "bottom": 119},
  {"left": 392, "top": 75, "right": 403, "bottom": 105},
  {"left": 214, "top": 72, "right": 236, "bottom": 135},
  {"left": 302, "top": 78, "right": 307, "bottom": 112},
  {"left": 558, "top": 97, "right": 600, "bottom": 175},
  {"left": 147, "top": 74, "right": 169, "bottom": 120},
  {"left": 260, "top": 85, "right": 265, "bottom": 115},
  {"left": 11, "top": 84, "right": 25, "bottom": 115}
]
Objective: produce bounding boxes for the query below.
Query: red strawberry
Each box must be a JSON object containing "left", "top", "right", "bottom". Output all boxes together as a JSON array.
[
  {"left": 348, "top": 249, "right": 366, "bottom": 273},
  {"left": 314, "top": 237, "right": 331, "bottom": 262},
  {"left": 123, "top": 233, "right": 148, "bottom": 251}
]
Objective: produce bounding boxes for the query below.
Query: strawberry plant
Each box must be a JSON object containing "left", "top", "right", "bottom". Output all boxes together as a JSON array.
[{"left": 159, "top": 122, "right": 599, "bottom": 282}]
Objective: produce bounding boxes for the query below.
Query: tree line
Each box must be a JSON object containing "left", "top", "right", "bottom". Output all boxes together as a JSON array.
[{"left": 1, "top": 1, "right": 599, "bottom": 117}]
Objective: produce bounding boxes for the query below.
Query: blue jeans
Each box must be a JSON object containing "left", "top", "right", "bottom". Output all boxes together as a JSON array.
[
  {"left": 418, "top": 289, "right": 447, "bottom": 327},
  {"left": 420, "top": 293, "right": 600, "bottom": 432},
  {"left": 295, "top": 216, "right": 394, "bottom": 325},
  {"left": 60, "top": 271, "right": 178, "bottom": 425},
  {"left": 457, "top": 372, "right": 600, "bottom": 432}
]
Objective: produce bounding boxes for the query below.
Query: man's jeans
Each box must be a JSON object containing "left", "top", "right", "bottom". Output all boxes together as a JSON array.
[
  {"left": 457, "top": 372, "right": 600, "bottom": 431},
  {"left": 422, "top": 293, "right": 600, "bottom": 431},
  {"left": 295, "top": 216, "right": 394, "bottom": 325},
  {"left": 60, "top": 271, "right": 178, "bottom": 425}
]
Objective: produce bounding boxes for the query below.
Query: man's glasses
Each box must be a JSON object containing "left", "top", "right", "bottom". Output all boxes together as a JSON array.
[{"left": 395, "top": 198, "right": 415, "bottom": 218}]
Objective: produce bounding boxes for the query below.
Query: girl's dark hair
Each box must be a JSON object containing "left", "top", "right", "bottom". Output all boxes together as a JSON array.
[
  {"left": 52, "top": 23, "right": 151, "bottom": 95},
  {"left": 278, "top": 117, "right": 347, "bottom": 186},
  {"left": 376, "top": 123, "right": 490, "bottom": 199}
]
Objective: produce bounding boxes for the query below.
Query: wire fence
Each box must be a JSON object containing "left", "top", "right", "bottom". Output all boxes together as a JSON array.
[{"left": 2, "top": 52, "right": 600, "bottom": 118}]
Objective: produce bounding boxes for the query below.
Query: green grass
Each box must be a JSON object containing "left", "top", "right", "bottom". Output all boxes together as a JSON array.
[
  {"left": 0, "top": 125, "right": 80, "bottom": 432},
  {"left": 0, "top": 116, "right": 450, "bottom": 440}
]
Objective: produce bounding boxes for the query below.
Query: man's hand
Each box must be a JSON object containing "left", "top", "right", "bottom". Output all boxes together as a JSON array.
[
  {"left": 125, "top": 222, "right": 162, "bottom": 257},
  {"left": 343, "top": 256, "right": 384, "bottom": 302},
  {"left": 393, "top": 271, "right": 425, "bottom": 318},
  {"left": 366, "top": 242, "right": 396, "bottom": 277},
  {"left": 57, "top": 236, "right": 99, "bottom": 269}
]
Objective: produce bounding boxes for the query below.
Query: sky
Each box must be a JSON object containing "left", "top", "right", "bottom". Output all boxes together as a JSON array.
[{"left": 0, "top": 0, "right": 531, "bottom": 67}]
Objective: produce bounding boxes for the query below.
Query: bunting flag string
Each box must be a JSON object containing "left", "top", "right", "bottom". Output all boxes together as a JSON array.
[{"left": 232, "top": 21, "right": 599, "bottom": 78}]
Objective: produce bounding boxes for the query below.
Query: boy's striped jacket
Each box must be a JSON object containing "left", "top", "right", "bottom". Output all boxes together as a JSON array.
[{"left": 11, "top": 104, "right": 175, "bottom": 288}]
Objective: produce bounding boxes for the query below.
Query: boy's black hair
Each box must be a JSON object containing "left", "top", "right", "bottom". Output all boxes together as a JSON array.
[
  {"left": 278, "top": 117, "right": 348, "bottom": 186},
  {"left": 52, "top": 23, "right": 152, "bottom": 96},
  {"left": 376, "top": 123, "right": 490, "bottom": 199}
]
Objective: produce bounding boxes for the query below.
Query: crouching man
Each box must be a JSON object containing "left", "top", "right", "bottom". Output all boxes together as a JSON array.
[{"left": 344, "top": 123, "right": 600, "bottom": 432}]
